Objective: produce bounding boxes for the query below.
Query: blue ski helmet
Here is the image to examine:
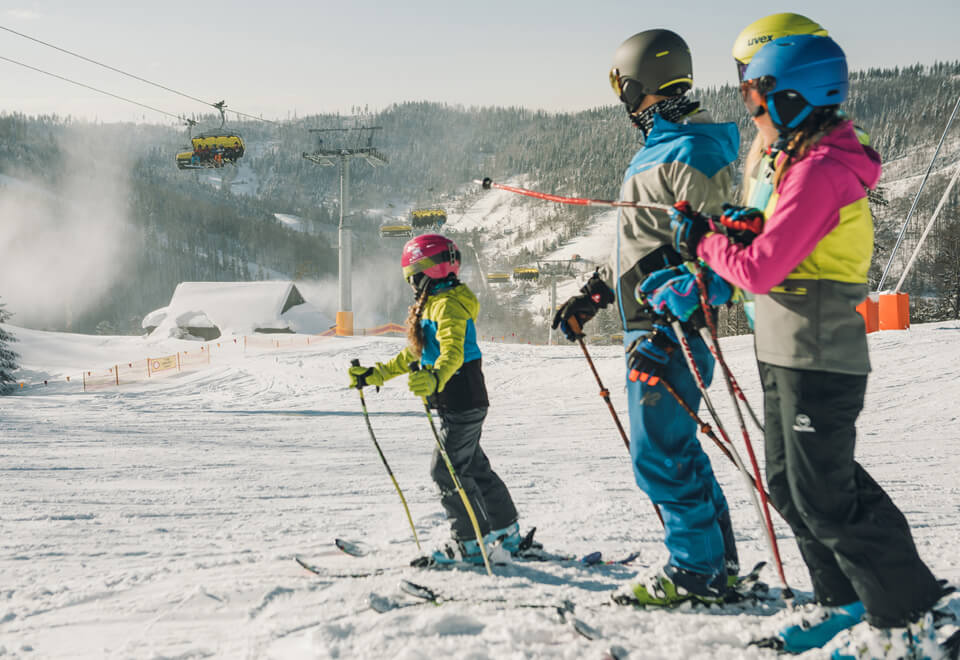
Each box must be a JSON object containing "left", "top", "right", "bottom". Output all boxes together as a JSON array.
[{"left": 742, "top": 34, "right": 847, "bottom": 130}]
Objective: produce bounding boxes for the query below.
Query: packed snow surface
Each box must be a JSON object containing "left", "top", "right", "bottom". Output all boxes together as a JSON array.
[{"left": 2, "top": 322, "right": 959, "bottom": 658}]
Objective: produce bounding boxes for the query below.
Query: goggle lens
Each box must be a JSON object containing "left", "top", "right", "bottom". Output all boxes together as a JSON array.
[
  {"left": 736, "top": 60, "right": 749, "bottom": 83},
  {"left": 609, "top": 67, "right": 645, "bottom": 114},
  {"left": 609, "top": 67, "right": 624, "bottom": 98}
]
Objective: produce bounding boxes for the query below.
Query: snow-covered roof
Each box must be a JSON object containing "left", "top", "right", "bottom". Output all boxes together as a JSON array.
[{"left": 143, "top": 281, "right": 333, "bottom": 338}]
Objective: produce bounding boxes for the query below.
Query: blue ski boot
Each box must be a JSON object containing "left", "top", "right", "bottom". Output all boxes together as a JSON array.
[
  {"left": 428, "top": 538, "right": 486, "bottom": 566},
  {"left": 772, "top": 600, "right": 865, "bottom": 653},
  {"left": 485, "top": 522, "right": 522, "bottom": 555}
]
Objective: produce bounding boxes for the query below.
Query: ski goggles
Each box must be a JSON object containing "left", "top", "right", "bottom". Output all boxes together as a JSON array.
[
  {"left": 609, "top": 67, "right": 645, "bottom": 114},
  {"left": 735, "top": 59, "right": 749, "bottom": 83},
  {"left": 739, "top": 76, "right": 777, "bottom": 116}
]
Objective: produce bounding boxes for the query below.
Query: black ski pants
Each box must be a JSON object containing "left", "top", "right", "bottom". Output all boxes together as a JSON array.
[
  {"left": 760, "top": 362, "right": 941, "bottom": 627},
  {"left": 430, "top": 407, "right": 518, "bottom": 541}
]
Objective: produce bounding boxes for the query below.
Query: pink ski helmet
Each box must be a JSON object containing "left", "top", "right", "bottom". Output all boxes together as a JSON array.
[{"left": 401, "top": 234, "right": 460, "bottom": 282}]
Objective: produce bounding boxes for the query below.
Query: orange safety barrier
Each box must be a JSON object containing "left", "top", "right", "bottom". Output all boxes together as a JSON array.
[
  {"left": 878, "top": 292, "right": 910, "bottom": 331},
  {"left": 856, "top": 293, "right": 880, "bottom": 334}
]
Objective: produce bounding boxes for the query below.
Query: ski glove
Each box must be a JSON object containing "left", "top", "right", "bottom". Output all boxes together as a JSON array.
[
  {"left": 718, "top": 203, "right": 764, "bottom": 246},
  {"left": 408, "top": 367, "right": 439, "bottom": 397},
  {"left": 647, "top": 268, "right": 734, "bottom": 322},
  {"left": 551, "top": 272, "right": 615, "bottom": 341},
  {"left": 635, "top": 265, "right": 686, "bottom": 307},
  {"left": 671, "top": 201, "right": 717, "bottom": 262},
  {"left": 348, "top": 363, "right": 385, "bottom": 389},
  {"left": 627, "top": 324, "right": 678, "bottom": 387}
]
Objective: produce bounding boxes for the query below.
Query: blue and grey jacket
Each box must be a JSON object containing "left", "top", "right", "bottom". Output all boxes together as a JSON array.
[{"left": 598, "top": 112, "right": 739, "bottom": 331}]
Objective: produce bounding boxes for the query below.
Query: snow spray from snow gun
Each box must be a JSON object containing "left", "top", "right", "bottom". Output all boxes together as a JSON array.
[
  {"left": 408, "top": 362, "right": 493, "bottom": 576},
  {"left": 567, "top": 316, "right": 664, "bottom": 528},
  {"left": 351, "top": 358, "right": 421, "bottom": 551}
]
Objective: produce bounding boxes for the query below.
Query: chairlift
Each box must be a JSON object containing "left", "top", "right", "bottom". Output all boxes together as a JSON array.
[
  {"left": 512, "top": 267, "right": 539, "bottom": 282},
  {"left": 410, "top": 208, "right": 447, "bottom": 230},
  {"left": 380, "top": 224, "right": 414, "bottom": 239},
  {"left": 175, "top": 101, "right": 246, "bottom": 170},
  {"left": 486, "top": 272, "right": 511, "bottom": 283}
]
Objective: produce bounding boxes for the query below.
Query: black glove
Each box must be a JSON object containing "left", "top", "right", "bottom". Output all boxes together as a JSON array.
[
  {"left": 551, "top": 272, "right": 615, "bottom": 341},
  {"left": 718, "top": 203, "right": 764, "bottom": 246},
  {"left": 626, "top": 324, "right": 679, "bottom": 387},
  {"left": 670, "top": 200, "right": 715, "bottom": 261}
]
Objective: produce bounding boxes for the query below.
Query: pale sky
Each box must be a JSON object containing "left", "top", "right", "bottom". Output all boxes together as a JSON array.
[{"left": 1, "top": 0, "right": 958, "bottom": 124}]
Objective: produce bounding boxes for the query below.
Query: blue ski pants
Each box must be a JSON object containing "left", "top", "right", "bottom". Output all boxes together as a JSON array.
[{"left": 624, "top": 329, "right": 734, "bottom": 577}]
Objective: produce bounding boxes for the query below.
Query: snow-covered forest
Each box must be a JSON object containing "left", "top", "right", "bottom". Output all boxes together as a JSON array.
[{"left": 1, "top": 61, "right": 958, "bottom": 338}]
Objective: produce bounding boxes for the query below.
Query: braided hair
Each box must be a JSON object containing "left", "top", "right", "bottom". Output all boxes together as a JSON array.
[
  {"left": 773, "top": 107, "right": 846, "bottom": 189},
  {"left": 405, "top": 275, "right": 431, "bottom": 357}
]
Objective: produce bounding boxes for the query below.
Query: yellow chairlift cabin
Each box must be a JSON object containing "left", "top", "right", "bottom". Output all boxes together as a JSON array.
[
  {"left": 410, "top": 208, "right": 447, "bottom": 230},
  {"left": 486, "top": 272, "right": 511, "bottom": 284},
  {"left": 380, "top": 223, "right": 414, "bottom": 239},
  {"left": 513, "top": 267, "right": 539, "bottom": 281},
  {"left": 176, "top": 102, "right": 246, "bottom": 170}
]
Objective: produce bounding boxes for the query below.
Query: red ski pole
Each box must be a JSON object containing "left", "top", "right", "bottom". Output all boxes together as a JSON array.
[{"left": 476, "top": 178, "right": 673, "bottom": 213}]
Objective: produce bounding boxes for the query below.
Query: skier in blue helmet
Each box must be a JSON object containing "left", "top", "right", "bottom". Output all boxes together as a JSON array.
[{"left": 673, "top": 34, "right": 947, "bottom": 658}]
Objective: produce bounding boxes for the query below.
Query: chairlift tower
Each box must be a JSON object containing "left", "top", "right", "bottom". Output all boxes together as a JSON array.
[
  {"left": 537, "top": 258, "right": 595, "bottom": 345},
  {"left": 303, "top": 126, "right": 387, "bottom": 335}
]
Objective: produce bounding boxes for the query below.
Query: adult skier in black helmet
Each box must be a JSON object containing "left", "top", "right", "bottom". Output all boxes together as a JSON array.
[{"left": 553, "top": 29, "right": 742, "bottom": 606}]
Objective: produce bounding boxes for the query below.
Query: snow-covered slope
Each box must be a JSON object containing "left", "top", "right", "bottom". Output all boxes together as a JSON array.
[{"left": 1, "top": 322, "right": 958, "bottom": 658}]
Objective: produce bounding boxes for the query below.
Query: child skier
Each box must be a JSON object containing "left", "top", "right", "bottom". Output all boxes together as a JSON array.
[
  {"left": 670, "top": 34, "right": 945, "bottom": 658},
  {"left": 552, "top": 28, "right": 742, "bottom": 606},
  {"left": 348, "top": 234, "right": 521, "bottom": 564}
]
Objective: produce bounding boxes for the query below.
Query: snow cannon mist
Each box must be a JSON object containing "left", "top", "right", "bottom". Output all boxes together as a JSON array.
[{"left": 0, "top": 123, "right": 135, "bottom": 332}]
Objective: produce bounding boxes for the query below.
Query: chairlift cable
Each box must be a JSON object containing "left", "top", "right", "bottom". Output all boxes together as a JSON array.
[
  {"left": 0, "top": 23, "right": 279, "bottom": 124},
  {"left": 0, "top": 53, "right": 182, "bottom": 121}
]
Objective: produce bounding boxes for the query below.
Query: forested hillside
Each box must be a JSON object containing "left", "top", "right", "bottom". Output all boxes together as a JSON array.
[{"left": 1, "top": 61, "right": 957, "bottom": 335}]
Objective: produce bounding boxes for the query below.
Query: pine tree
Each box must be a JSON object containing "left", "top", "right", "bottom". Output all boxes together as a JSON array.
[{"left": 0, "top": 298, "right": 19, "bottom": 394}]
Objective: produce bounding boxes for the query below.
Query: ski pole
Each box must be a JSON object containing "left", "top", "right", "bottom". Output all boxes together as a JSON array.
[
  {"left": 408, "top": 362, "right": 493, "bottom": 576},
  {"left": 567, "top": 318, "right": 664, "bottom": 527},
  {"left": 689, "top": 267, "right": 789, "bottom": 595},
  {"left": 476, "top": 177, "right": 673, "bottom": 213},
  {"left": 668, "top": 318, "right": 793, "bottom": 599},
  {"left": 657, "top": 374, "right": 776, "bottom": 506},
  {"left": 568, "top": 318, "right": 630, "bottom": 451},
  {"left": 689, "top": 305, "right": 763, "bottom": 432},
  {"left": 350, "top": 359, "right": 421, "bottom": 550}
]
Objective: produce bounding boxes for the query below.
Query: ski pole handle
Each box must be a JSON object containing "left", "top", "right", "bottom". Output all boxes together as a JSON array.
[{"left": 408, "top": 361, "right": 420, "bottom": 373}]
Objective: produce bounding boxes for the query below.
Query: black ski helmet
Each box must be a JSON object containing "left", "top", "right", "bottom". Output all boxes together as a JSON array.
[{"left": 610, "top": 29, "right": 693, "bottom": 114}]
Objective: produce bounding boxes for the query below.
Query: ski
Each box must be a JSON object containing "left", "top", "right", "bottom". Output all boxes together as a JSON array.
[
  {"left": 371, "top": 579, "right": 603, "bottom": 641},
  {"left": 300, "top": 528, "right": 642, "bottom": 578}
]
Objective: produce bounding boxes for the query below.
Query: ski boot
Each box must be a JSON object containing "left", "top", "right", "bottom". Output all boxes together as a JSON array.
[
  {"left": 725, "top": 558, "right": 741, "bottom": 589},
  {"left": 426, "top": 538, "right": 485, "bottom": 566},
  {"left": 757, "top": 601, "right": 865, "bottom": 653},
  {"left": 485, "top": 522, "right": 522, "bottom": 555},
  {"left": 614, "top": 564, "right": 725, "bottom": 608},
  {"left": 827, "top": 610, "right": 940, "bottom": 660}
]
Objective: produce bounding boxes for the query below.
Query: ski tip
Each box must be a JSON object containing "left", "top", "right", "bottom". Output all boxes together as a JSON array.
[
  {"left": 335, "top": 538, "right": 370, "bottom": 557},
  {"left": 581, "top": 551, "right": 602, "bottom": 565},
  {"left": 602, "top": 645, "right": 628, "bottom": 660}
]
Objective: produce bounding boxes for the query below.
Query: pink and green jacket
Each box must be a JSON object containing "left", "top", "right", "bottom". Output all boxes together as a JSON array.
[{"left": 699, "top": 121, "right": 880, "bottom": 374}]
